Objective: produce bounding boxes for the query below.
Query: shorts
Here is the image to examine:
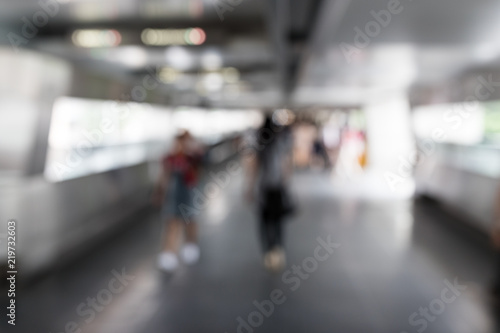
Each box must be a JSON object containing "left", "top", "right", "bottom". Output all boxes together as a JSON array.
[{"left": 162, "top": 173, "right": 194, "bottom": 220}]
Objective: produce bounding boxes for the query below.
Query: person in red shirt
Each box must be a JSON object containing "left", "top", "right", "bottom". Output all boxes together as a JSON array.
[{"left": 153, "top": 131, "right": 202, "bottom": 272}]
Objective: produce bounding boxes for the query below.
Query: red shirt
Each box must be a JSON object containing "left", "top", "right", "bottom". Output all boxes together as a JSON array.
[{"left": 162, "top": 152, "right": 199, "bottom": 187}]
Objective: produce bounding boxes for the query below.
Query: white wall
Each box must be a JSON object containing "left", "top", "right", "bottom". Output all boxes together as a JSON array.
[
  {"left": 364, "top": 92, "right": 416, "bottom": 195},
  {"left": 0, "top": 48, "right": 72, "bottom": 174}
]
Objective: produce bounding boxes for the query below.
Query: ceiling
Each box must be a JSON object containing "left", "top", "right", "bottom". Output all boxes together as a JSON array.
[{"left": 2, "top": 0, "right": 500, "bottom": 108}]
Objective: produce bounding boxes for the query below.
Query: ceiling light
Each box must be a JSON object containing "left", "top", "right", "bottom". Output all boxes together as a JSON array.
[
  {"left": 203, "top": 73, "right": 224, "bottom": 92},
  {"left": 222, "top": 67, "right": 240, "bottom": 83},
  {"left": 159, "top": 67, "right": 179, "bottom": 83},
  {"left": 72, "top": 29, "right": 121, "bottom": 48},
  {"left": 185, "top": 28, "right": 206, "bottom": 45},
  {"left": 201, "top": 50, "right": 223, "bottom": 70},
  {"left": 141, "top": 28, "right": 206, "bottom": 46},
  {"left": 165, "top": 46, "right": 193, "bottom": 71},
  {"left": 113, "top": 46, "right": 148, "bottom": 68}
]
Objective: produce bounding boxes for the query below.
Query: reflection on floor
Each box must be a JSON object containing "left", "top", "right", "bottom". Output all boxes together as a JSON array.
[{"left": 3, "top": 171, "right": 499, "bottom": 333}]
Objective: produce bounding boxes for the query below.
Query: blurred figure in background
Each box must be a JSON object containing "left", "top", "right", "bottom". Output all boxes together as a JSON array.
[
  {"left": 246, "top": 114, "right": 294, "bottom": 272},
  {"left": 153, "top": 131, "right": 203, "bottom": 272},
  {"left": 357, "top": 130, "right": 369, "bottom": 170},
  {"left": 335, "top": 127, "right": 367, "bottom": 178},
  {"left": 311, "top": 129, "right": 331, "bottom": 170},
  {"left": 292, "top": 120, "right": 316, "bottom": 169}
]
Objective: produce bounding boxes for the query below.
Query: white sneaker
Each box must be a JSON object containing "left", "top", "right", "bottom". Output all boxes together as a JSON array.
[
  {"left": 273, "top": 247, "right": 286, "bottom": 270},
  {"left": 263, "top": 251, "right": 274, "bottom": 271},
  {"left": 264, "top": 247, "right": 286, "bottom": 272},
  {"left": 157, "top": 251, "right": 179, "bottom": 272},
  {"left": 181, "top": 243, "right": 200, "bottom": 265}
]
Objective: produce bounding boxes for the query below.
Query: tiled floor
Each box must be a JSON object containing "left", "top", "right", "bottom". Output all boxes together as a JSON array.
[{"left": 3, "top": 171, "right": 499, "bottom": 333}]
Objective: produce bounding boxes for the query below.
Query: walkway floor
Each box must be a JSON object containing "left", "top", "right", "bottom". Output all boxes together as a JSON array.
[{"left": 3, "top": 171, "right": 499, "bottom": 333}]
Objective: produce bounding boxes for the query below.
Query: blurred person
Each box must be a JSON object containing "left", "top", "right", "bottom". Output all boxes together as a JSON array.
[
  {"left": 357, "top": 131, "right": 368, "bottom": 170},
  {"left": 245, "top": 114, "right": 294, "bottom": 272},
  {"left": 311, "top": 130, "right": 331, "bottom": 170},
  {"left": 322, "top": 113, "right": 346, "bottom": 170},
  {"left": 292, "top": 121, "right": 316, "bottom": 168},
  {"left": 153, "top": 131, "right": 203, "bottom": 272},
  {"left": 335, "top": 129, "right": 366, "bottom": 178}
]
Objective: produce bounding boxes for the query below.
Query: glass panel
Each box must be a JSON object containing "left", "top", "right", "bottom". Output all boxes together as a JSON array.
[
  {"left": 44, "top": 97, "right": 262, "bottom": 182},
  {"left": 44, "top": 97, "right": 174, "bottom": 182}
]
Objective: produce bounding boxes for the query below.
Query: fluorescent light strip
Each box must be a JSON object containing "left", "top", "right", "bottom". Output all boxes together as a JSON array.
[
  {"left": 141, "top": 28, "right": 206, "bottom": 46},
  {"left": 72, "top": 29, "right": 122, "bottom": 48}
]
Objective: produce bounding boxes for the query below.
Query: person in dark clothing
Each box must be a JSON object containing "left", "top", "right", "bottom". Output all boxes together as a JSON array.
[
  {"left": 312, "top": 134, "right": 331, "bottom": 170},
  {"left": 246, "top": 114, "right": 294, "bottom": 271}
]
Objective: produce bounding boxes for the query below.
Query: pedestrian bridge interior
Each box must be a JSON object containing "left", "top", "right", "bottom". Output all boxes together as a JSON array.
[{"left": 1, "top": 0, "right": 500, "bottom": 332}]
